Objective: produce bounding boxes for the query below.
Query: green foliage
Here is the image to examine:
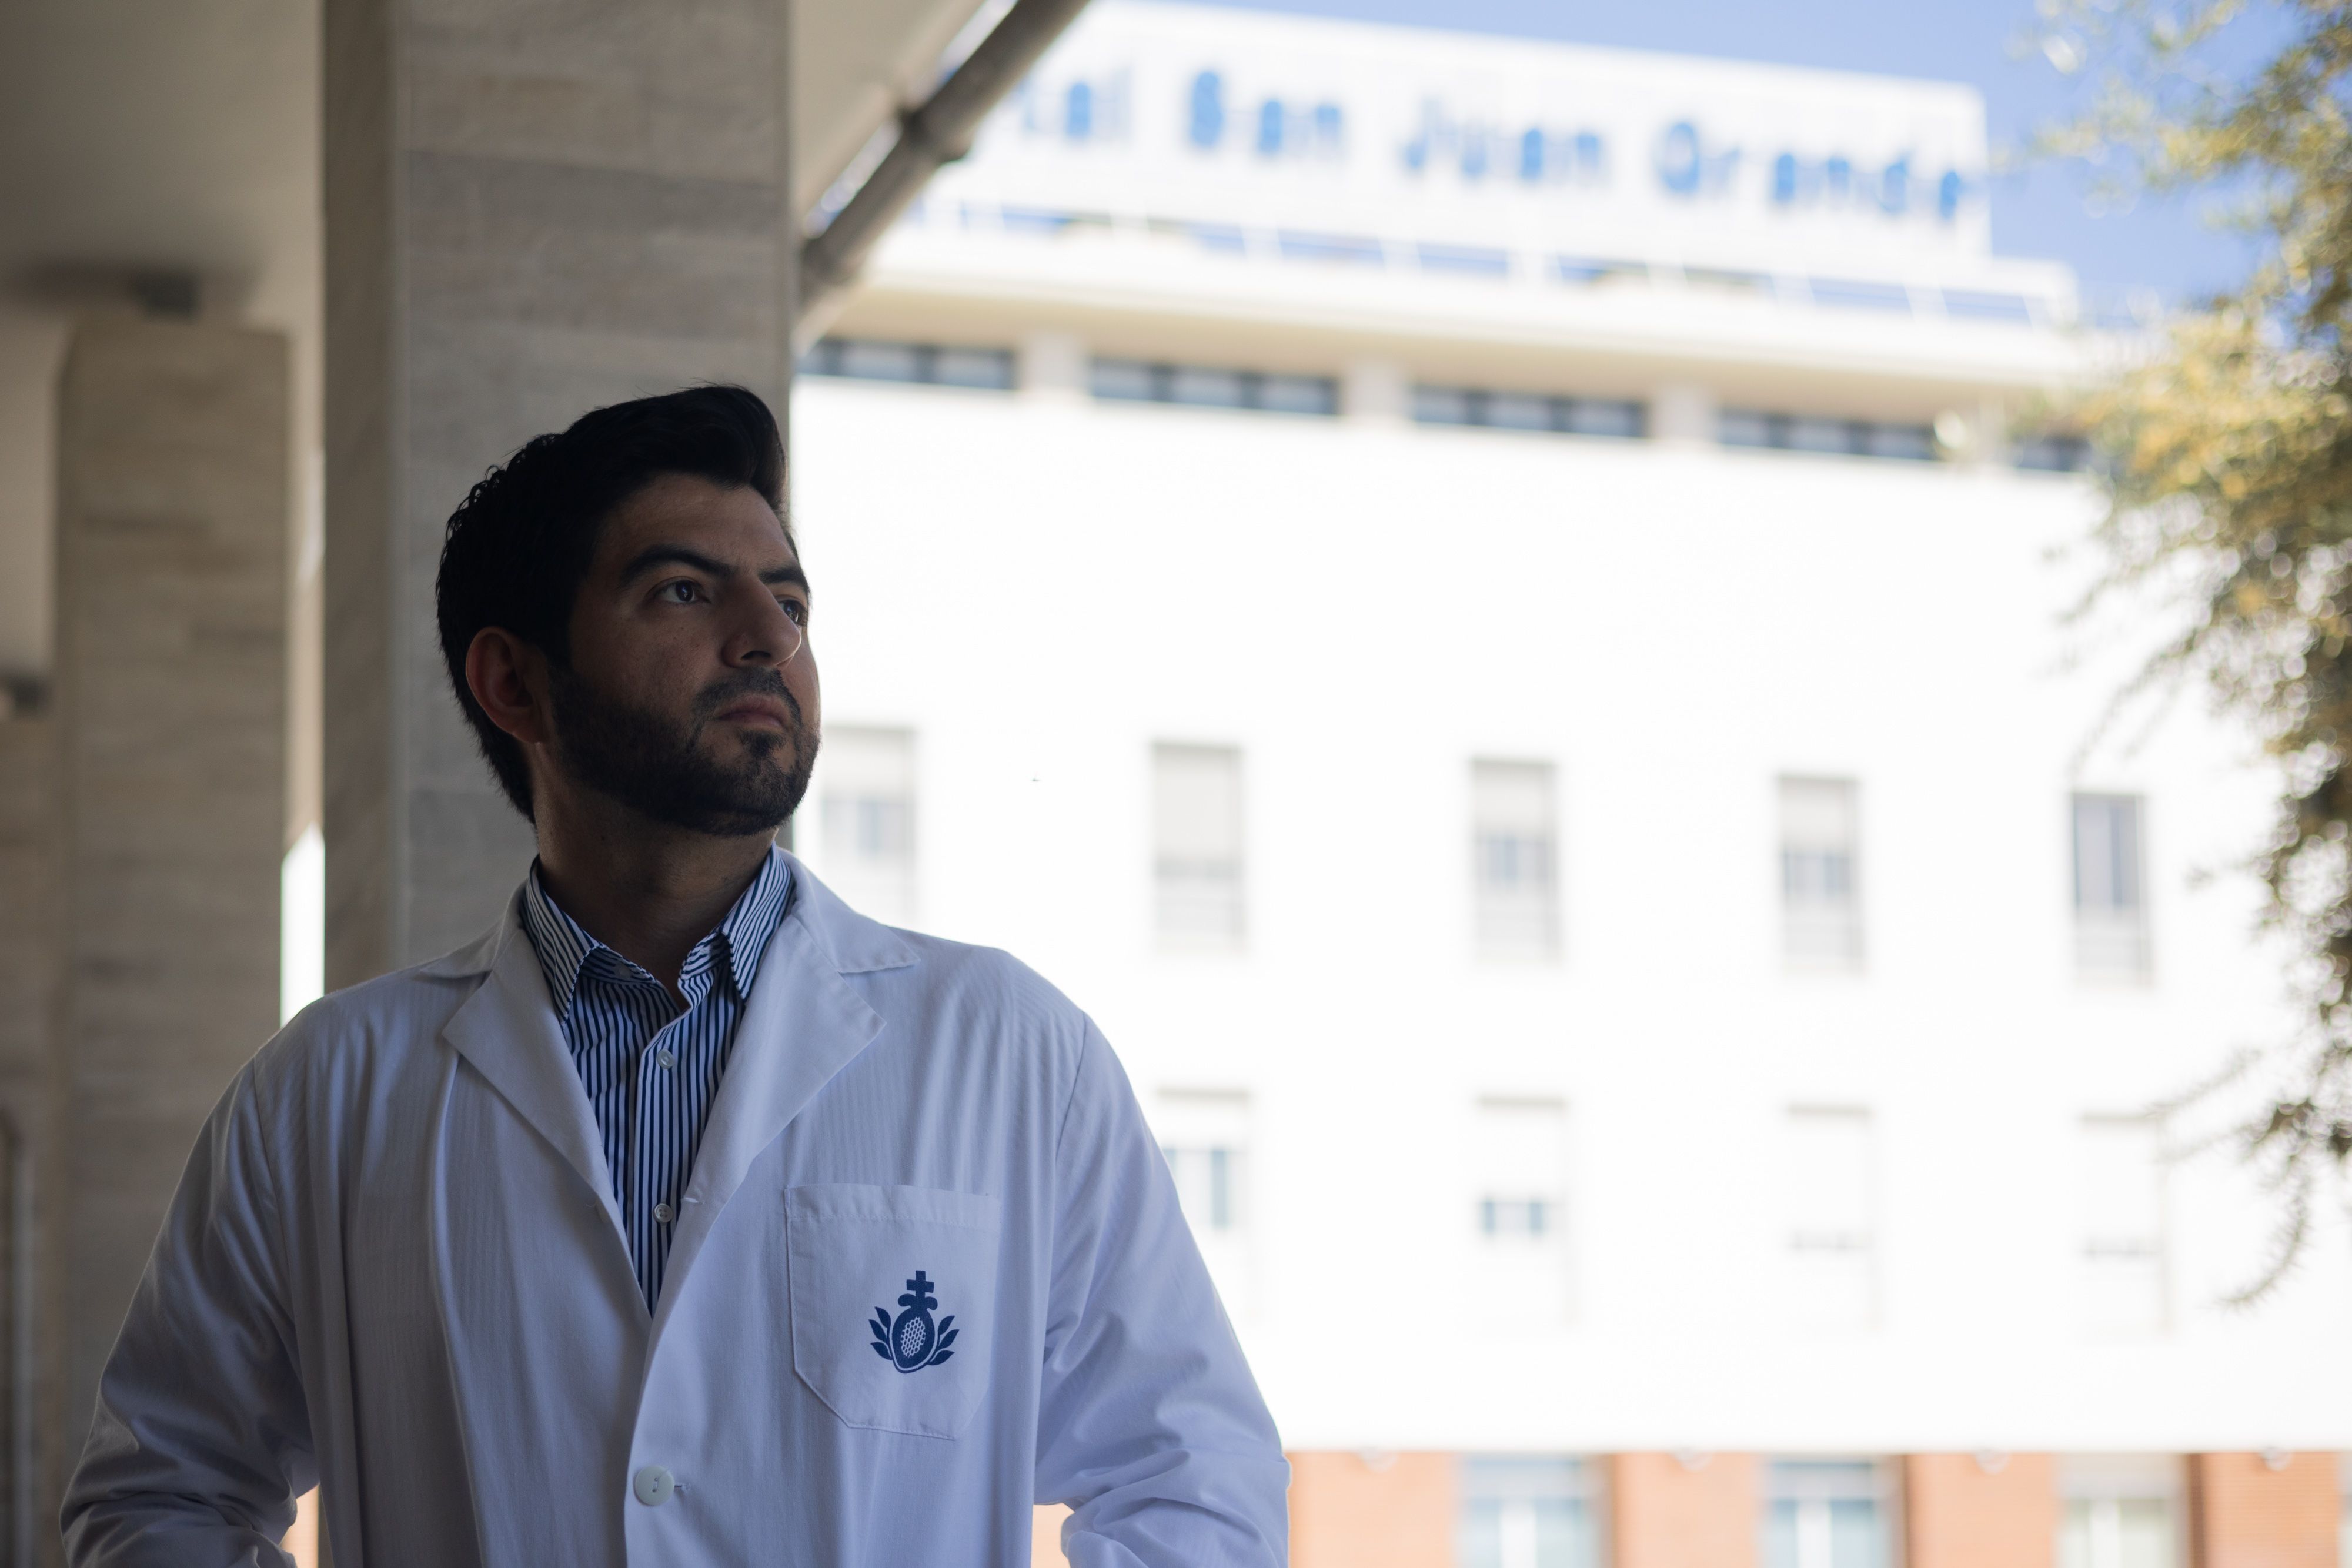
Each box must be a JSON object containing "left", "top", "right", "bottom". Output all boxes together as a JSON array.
[{"left": 2047, "top": 0, "right": 2352, "bottom": 1286}]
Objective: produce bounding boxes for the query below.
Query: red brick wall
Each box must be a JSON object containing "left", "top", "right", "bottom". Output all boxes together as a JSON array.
[
  {"left": 1031, "top": 1503, "right": 1070, "bottom": 1566},
  {"left": 2189, "top": 1453, "right": 2340, "bottom": 1568},
  {"left": 1290, "top": 1451, "right": 1458, "bottom": 1568},
  {"left": 1903, "top": 1454, "right": 2057, "bottom": 1568},
  {"left": 1611, "top": 1453, "right": 1759, "bottom": 1568}
]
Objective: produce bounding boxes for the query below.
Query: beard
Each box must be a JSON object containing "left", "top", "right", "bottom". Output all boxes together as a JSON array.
[{"left": 546, "top": 662, "right": 817, "bottom": 838}]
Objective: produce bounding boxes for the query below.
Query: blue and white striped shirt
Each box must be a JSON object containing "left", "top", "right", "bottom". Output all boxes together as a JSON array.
[{"left": 518, "top": 850, "right": 793, "bottom": 1309}]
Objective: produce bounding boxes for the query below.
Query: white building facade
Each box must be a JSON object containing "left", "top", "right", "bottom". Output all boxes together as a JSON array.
[{"left": 789, "top": 6, "right": 2352, "bottom": 1564}]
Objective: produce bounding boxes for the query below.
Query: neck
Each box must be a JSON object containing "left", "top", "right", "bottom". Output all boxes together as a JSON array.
[{"left": 532, "top": 792, "right": 775, "bottom": 995}]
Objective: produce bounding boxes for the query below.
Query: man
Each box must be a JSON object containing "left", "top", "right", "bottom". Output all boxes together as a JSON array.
[{"left": 62, "top": 386, "right": 1288, "bottom": 1566}]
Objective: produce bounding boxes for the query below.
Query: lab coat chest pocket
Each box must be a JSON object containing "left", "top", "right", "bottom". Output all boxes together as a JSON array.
[{"left": 786, "top": 1183, "right": 1003, "bottom": 1439}]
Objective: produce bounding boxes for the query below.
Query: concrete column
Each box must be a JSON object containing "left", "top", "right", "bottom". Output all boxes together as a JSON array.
[
  {"left": 1289, "top": 1450, "right": 1456, "bottom": 1568},
  {"left": 0, "top": 711, "right": 55, "bottom": 1559},
  {"left": 1649, "top": 383, "right": 1716, "bottom": 447},
  {"left": 2187, "top": 1452, "right": 2340, "bottom": 1568},
  {"left": 1903, "top": 1453, "right": 2057, "bottom": 1568},
  {"left": 51, "top": 317, "right": 290, "bottom": 1493},
  {"left": 1611, "top": 1452, "right": 1758, "bottom": 1568},
  {"left": 322, "top": 0, "right": 799, "bottom": 986},
  {"left": 1020, "top": 330, "right": 1088, "bottom": 402},
  {"left": 1344, "top": 358, "right": 1410, "bottom": 424}
]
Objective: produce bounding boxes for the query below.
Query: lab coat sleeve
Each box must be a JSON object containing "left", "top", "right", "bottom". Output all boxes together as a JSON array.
[
  {"left": 61, "top": 1059, "right": 315, "bottom": 1567},
  {"left": 1034, "top": 1021, "right": 1290, "bottom": 1568}
]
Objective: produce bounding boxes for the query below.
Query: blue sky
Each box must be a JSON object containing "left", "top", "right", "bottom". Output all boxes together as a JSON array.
[{"left": 1185, "top": 0, "right": 2266, "bottom": 306}]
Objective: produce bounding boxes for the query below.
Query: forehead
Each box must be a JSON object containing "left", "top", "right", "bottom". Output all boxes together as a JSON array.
[{"left": 594, "top": 473, "right": 795, "bottom": 566}]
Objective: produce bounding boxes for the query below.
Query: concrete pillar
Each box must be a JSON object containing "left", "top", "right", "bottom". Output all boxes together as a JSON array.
[
  {"left": 1289, "top": 1450, "right": 1456, "bottom": 1568},
  {"left": 1020, "top": 330, "right": 1088, "bottom": 402},
  {"left": 1611, "top": 1452, "right": 1758, "bottom": 1568},
  {"left": 1903, "top": 1453, "right": 2057, "bottom": 1568},
  {"left": 0, "top": 711, "right": 55, "bottom": 1559},
  {"left": 1344, "top": 358, "right": 1410, "bottom": 424},
  {"left": 1649, "top": 383, "right": 1716, "bottom": 446},
  {"left": 2188, "top": 1452, "right": 2340, "bottom": 1568},
  {"left": 51, "top": 317, "right": 290, "bottom": 1498},
  {"left": 322, "top": 0, "right": 799, "bottom": 987}
]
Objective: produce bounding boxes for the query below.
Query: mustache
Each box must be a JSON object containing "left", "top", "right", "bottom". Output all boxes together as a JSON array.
[{"left": 693, "top": 668, "right": 806, "bottom": 728}]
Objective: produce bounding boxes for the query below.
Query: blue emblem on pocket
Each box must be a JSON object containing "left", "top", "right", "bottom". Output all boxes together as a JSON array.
[{"left": 870, "top": 1269, "right": 958, "bottom": 1373}]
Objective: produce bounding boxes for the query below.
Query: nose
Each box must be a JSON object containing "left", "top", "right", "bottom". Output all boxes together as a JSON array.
[{"left": 721, "top": 580, "right": 804, "bottom": 668}]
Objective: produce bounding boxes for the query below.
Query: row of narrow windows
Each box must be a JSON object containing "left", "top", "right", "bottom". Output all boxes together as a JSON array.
[
  {"left": 1438, "top": 1453, "right": 2251, "bottom": 1568},
  {"left": 913, "top": 198, "right": 2089, "bottom": 330},
  {"left": 1156, "top": 1092, "right": 2173, "bottom": 1342},
  {"left": 800, "top": 336, "right": 2094, "bottom": 472},
  {"left": 814, "top": 730, "right": 2154, "bottom": 980}
]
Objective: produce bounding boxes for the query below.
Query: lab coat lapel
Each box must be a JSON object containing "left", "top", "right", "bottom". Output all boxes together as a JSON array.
[
  {"left": 654, "top": 862, "right": 910, "bottom": 1335},
  {"left": 439, "top": 899, "right": 624, "bottom": 1235}
]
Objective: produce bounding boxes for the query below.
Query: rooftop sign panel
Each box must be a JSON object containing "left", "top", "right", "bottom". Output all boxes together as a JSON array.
[{"left": 920, "top": 0, "right": 1997, "bottom": 276}]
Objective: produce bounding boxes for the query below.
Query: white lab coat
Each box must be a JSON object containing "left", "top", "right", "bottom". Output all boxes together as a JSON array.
[{"left": 62, "top": 856, "right": 1289, "bottom": 1566}]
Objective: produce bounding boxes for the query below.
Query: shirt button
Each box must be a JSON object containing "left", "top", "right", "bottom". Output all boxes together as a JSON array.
[
  {"left": 653, "top": 1203, "right": 674, "bottom": 1224},
  {"left": 656, "top": 1049, "right": 676, "bottom": 1070},
  {"left": 633, "top": 1465, "right": 675, "bottom": 1507}
]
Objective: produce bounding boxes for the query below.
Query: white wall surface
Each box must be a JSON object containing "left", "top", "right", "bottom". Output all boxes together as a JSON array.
[{"left": 790, "top": 372, "right": 2350, "bottom": 1456}]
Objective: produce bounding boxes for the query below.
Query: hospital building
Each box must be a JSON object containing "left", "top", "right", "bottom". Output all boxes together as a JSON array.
[{"left": 786, "top": 5, "right": 2352, "bottom": 1566}]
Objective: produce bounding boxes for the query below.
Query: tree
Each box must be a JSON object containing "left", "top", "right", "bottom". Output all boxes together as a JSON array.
[{"left": 2039, "top": 0, "right": 2352, "bottom": 1290}]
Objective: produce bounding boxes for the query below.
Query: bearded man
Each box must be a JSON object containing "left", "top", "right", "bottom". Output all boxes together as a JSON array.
[{"left": 61, "top": 386, "right": 1288, "bottom": 1567}]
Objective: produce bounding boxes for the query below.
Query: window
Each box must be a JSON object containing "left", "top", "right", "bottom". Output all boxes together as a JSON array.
[
  {"left": 1472, "top": 761, "right": 1559, "bottom": 959},
  {"left": 1091, "top": 359, "right": 1337, "bottom": 415},
  {"left": 817, "top": 726, "right": 917, "bottom": 926},
  {"left": 800, "top": 337, "right": 1015, "bottom": 390},
  {"left": 2339, "top": 1456, "right": 2350, "bottom": 1568},
  {"left": 1471, "top": 1098, "right": 1573, "bottom": 1319},
  {"left": 1940, "top": 287, "right": 2036, "bottom": 324},
  {"left": 1154, "top": 743, "right": 1245, "bottom": 949},
  {"left": 1721, "top": 410, "right": 1938, "bottom": 462},
  {"left": 2073, "top": 794, "right": 2150, "bottom": 978},
  {"left": 1158, "top": 1089, "right": 1252, "bottom": 1312},
  {"left": 1805, "top": 277, "right": 1911, "bottom": 313},
  {"left": 1780, "top": 777, "right": 1862, "bottom": 968},
  {"left": 2019, "top": 433, "right": 2094, "bottom": 472},
  {"left": 1762, "top": 1460, "right": 1892, "bottom": 1568},
  {"left": 1785, "top": 1108, "right": 1876, "bottom": 1333},
  {"left": 1459, "top": 1456, "right": 1602, "bottom": 1568},
  {"left": 1415, "top": 386, "right": 1645, "bottom": 439},
  {"left": 2059, "top": 1456, "right": 2180, "bottom": 1568},
  {"left": 2079, "top": 1116, "right": 2167, "bottom": 1336},
  {"left": 1553, "top": 256, "right": 1650, "bottom": 286}
]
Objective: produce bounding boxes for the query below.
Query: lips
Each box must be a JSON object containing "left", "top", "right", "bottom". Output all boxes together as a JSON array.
[{"left": 713, "top": 696, "right": 794, "bottom": 730}]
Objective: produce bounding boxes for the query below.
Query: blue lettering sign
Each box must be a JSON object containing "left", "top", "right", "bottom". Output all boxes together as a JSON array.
[
  {"left": 1188, "top": 70, "right": 1225, "bottom": 149},
  {"left": 1937, "top": 168, "right": 1966, "bottom": 220},
  {"left": 1065, "top": 80, "right": 1092, "bottom": 141},
  {"left": 1653, "top": 120, "right": 1739, "bottom": 198},
  {"left": 1400, "top": 101, "right": 1609, "bottom": 188},
  {"left": 1766, "top": 146, "right": 1974, "bottom": 223}
]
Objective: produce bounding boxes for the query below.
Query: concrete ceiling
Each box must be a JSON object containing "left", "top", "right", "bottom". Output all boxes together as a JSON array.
[{"left": 0, "top": 0, "right": 1002, "bottom": 680}]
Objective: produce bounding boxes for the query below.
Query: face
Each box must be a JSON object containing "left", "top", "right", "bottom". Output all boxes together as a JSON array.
[{"left": 542, "top": 474, "right": 820, "bottom": 837}]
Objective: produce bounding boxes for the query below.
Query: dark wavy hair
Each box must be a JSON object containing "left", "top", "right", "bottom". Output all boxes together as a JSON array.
[{"left": 434, "top": 385, "right": 790, "bottom": 820}]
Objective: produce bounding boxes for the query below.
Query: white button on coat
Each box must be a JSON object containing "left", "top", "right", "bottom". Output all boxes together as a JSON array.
[
  {"left": 632, "top": 1466, "right": 674, "bottom": 1507},
  {"left": 59, "top": 853, "right": 1288, "bottom": 1567}
]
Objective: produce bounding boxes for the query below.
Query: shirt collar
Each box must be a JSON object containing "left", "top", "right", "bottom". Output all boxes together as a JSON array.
[{"left": 520, "top": 848, "right": 795, "bottom": 1021}]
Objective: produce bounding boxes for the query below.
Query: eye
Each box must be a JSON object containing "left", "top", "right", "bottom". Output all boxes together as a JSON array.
[{"left": 658, "top": 579, "right": 705, "bottom": 606}]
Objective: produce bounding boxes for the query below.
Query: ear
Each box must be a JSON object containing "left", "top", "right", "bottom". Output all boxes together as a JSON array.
[{"left": 465, "top": 627, "right": 555, "bottom": 747}]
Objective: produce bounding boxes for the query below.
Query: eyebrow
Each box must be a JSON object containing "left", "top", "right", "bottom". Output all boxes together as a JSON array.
[{"left": 620, "top": 544, "right": 810, "bottom": 597}]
